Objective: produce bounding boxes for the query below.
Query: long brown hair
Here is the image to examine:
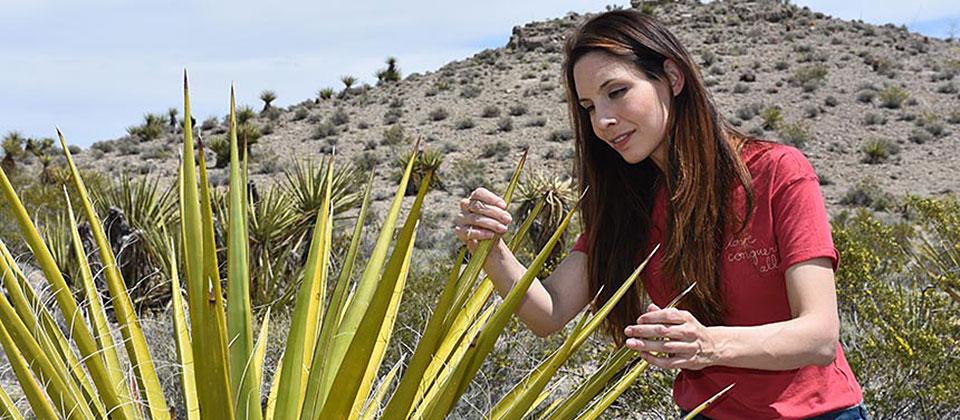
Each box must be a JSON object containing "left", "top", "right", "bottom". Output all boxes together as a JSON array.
[{"left": 562, "top": 10, "right": 757, "bottom": 343}]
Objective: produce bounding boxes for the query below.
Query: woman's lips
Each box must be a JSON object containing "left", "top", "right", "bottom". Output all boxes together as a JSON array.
[{"left": 611, "top": 130, "right": 634, "bottom": 150}]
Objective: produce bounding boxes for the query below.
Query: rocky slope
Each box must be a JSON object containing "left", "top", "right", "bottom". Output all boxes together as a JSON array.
[{"left": 74, "top": 0, "right": 960, "bottom": 225}]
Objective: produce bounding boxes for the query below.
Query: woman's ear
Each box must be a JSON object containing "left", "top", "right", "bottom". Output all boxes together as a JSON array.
[{"left": 663, "top": 59, "right": 685, "bottom": 96}]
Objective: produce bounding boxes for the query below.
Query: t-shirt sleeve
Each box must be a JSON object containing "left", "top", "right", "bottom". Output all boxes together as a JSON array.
[
  {"left": 771, "top": 148, "right": 840, "bottom": 273},
  {"left": 571, "top": 231, "right": 589, "bottom": 254}
]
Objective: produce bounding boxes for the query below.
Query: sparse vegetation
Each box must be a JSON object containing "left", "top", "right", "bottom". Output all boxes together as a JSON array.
[
  {"left": 777, "top": 121, "right": 811, "bottom": 149},
  {"left": 429, "top": 107, "right": 449, "bottom": 121},
  {"left": 376, "top": 56, "right": 402, "bottom": 84},
  {"left": 861, "top": 138, "right": 899, "bottom": 164},
  {"left": 760, "top": 107, "right": 784, "bottom": 130},
  {"left": 481, "top": 105, "right": 501, "bottom": 118},
  {"left": 878, "top": 85, "right": 909, "bottom": 109}
]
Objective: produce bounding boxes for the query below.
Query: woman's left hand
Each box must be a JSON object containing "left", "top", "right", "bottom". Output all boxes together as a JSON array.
[{"left": 624, "top": 303, "right": 719, "bottom": 370}]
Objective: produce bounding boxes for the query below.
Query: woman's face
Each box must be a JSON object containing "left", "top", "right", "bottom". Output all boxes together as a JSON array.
[{"left": 573, "top": 51, "right": 680, "bottom": 169}]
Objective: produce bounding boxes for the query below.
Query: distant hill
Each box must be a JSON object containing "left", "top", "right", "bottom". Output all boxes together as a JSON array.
[{"left": 74, "top": 0, "right": 960, "bottom": 220}]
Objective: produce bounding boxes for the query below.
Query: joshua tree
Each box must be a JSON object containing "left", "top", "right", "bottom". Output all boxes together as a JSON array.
[
  {"left": 317, "top": 87, "right": 334, "bottom": 101},
  {"left": 1, "top": 131, "right": 25, "bottom": 172},
  {"left": 377, "top": 56, "right": 402, "bottom": 84},
  {"left": 341, "top": 75, "right": 357, "bottom": 90},
  {"left": 259, "top": 90, "right": 277, "bottom": 113},
  {"left": 167, "top": 107, "right": 179, "bottom": 127}
]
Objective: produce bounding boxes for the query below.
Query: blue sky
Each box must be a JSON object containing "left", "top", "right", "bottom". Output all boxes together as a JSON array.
[{"left": 2, "top": 0, "right": 958, "bottom": 148}]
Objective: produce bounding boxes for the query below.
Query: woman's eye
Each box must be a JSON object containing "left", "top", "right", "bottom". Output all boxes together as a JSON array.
[{"left": 609, "top": 88, "right": 627, "bottom": 98}]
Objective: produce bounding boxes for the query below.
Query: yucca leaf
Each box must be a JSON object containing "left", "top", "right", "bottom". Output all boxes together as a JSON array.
[
  {"left": 64, "top": 192, "right": 127, "bottom": 419},
  {"left": 494, "top": 312, "right": 590, "bottom": 420},
  {"left": 0, "top": 286, "right": 92, "bottom": 419},
  {"left": 197, "top": 135, "right": 237, "bottom": 419},
  {"left": 226, "top": 85, "right": 260, "bottom": 420},
  {"left": 360, "top": 358, "right": 403, "bottom": 420},
  {"left": 412, "top": 304, "right": 496, "bottom": 419},
  {"left": 337, "top": 171, "right": 431, "bottom": 419},
  {"left": 579, "top": 358, "right": 650, "bottom": 420},
  {"left": 0, "top": 373, "right": 23, "bottom": 420},
  {"left": 429, "top": 188, "right": 581, "bottom": 417},
  {"left": 59, "top": 127, "right": 170, "bottom": 419},
  {"left": 0, "top": 234, "right": 105, "bottom": 419},
  {"left": 683, "top": 383, "right": 735, "bottom": 420},
  {"left": 541, "top": 347, "right": 635, "bottom": 420},
  {"left": 443, "top": 150, "right": 528, "bottom": 331},
  {"left": 0, "top": 141, "right": 129, "bottom": 418},
  {"left": 0, "top": 319, "right": 51, "bottom": 419},
  {"left": 398, "top": 195, "right": 544, "bottom": 417},
  {"left": 545, "top": 282, "right": 696, "bottom": 420},
  {"left": 491, "top": 245, "right": 660, "bottom": 419},
  {"left": 313, "top": 140, "right": 421, "bottom": 408},
  {"left": 380, "top": 247, "right": 467, "bottom": 419},
  {"left": 316, "top": 168, "right": 430, "bottom": 418},
  {"left": 167, "top": 234, "right": 199, "bottom": 420},
  {"left": 310, "top": 172, "right": 374, "bottom": 398},
  {"left": 265, "top": 357, "right": 283, "bottom": 420},
  {"left": 180, "top": 71, "right": 233, "bottom": 420},
  {"left": 274, "top": 156, "right": 335, "bottom": 419}
]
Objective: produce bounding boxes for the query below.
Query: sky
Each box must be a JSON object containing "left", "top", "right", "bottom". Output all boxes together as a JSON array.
[{"left": 1, "top": 0, "right": 958, "bottom": 148}]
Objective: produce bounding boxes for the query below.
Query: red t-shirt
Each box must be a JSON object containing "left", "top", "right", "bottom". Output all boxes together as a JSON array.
[{"left": 571, "top": 142, "right": 863, "bottom": 419}]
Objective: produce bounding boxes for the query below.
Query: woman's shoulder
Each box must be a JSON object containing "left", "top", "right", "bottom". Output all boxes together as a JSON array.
[{"left": 741, "top": 140, "right": 819, "bottom": 184}]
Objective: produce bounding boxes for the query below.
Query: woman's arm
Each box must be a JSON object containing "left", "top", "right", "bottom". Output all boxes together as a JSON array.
[
  {"left": 482, "top": 239, "right": 590, "bottom": 337},
  {"left": 454, "top": 187, "right": 590, "bottom": 337},
  {"left": 623, "top": 257, "right": 840, "bottom": 371}
]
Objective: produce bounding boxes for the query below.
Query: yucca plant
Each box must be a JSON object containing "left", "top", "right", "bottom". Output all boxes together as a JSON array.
[
  {"left": 0, "top": 74, "right": 692, "bottom": 419},
  {"left": 395, "top": 147, "right": 443, "bottom": 195},
  {"left": 515, "top": 172, "right": 576, "bottom": 276}
]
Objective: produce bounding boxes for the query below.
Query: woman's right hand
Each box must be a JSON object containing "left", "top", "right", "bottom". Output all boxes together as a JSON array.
[{"left": 454, "top": 187, "right": 513, "bottom": 253}]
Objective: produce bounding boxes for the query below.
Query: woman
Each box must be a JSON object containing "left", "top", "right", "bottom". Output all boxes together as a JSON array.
[{"left": 454, "top": 9, "right": 866, "bottom": 420}]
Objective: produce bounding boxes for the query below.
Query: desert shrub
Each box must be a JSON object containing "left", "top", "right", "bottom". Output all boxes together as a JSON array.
[
  {"left": 732, "top": 82, "right": 750, "bottom": 94},
  {"left": 824, "top": 95, "right": 839, "bottom": 107},
  {"left": 331, "top": 107, "right": 350, "bottom": 126},
  {"left": 383, "top": 108, "right": 403, "bottom": 125},
  {"left": 908, "top": 128, "right": 934, "bottom": 144},
  {"left": 353, "top": 150, "right": 380, "bottom": 171},
  {"left": 839, "top": 177, "right": 897, "bottom": 211},
  {"left": 128, "top": 113, "right": 165, "bottom": 141},
  {"left": 201, "top": 116, "right": 220, "bottom": 131},
  {"left": 497, "top": 117, "right": 514, "bottom": 133},
  {"left": 429, "top": 107, "right": 449, "bottom": 121},
  {"left": 312, "top": 121, "right": 338, "bottom": 140},
  {"left": 856, "top": 89, "right": 877, "bottom": 104},
  {"left": 700, "top": 50, "right": 717, "bottom": 67},
  {"left": 449, "top": 158, "right": 486, "bottom": 195},
  {"left": 292, "top": 108, "right": 309, "bottom": 121},
  {"left": 481, "top": 140, "right": 511, "bottom": 161},
  {"left": 774, "top": 60, "right": 790, "bottom": 71},
  {"left": 777, "top": 121, "right": 811, "bottom": 149},
  {"left": 831, "top": 203, "right": 960, "bottom": 418},
  {"left": 760, "top": 107, "right": 784, "bottom": 130},
  {"left": 381, "top": 124, "right": 409, "bottom": 146},
  {"left": 526, "top": 116, "right": 547, "bottom": 127},
  {"left": 803, "top": 105, "right": 820, "bottom": 118},
  {"left": 547, "top": 129, "right": 574, "bottom": 142},
  {"left": 791, "top": 64, "right": 829, "bottom": 92},
  {"left": 460, "top": 85, "right": 481, "bottom": 98},
  {"left": 736, "top": 103, "right": 763, "bottom": 120},
  {"left": 863, "top": 112, "right": 887, "bottom": 126},
  {"left": 509, "top": 104, "right": 529, "bottom": 116},
  {"left": 878, "top": 85, "right": 909, "bottom": 109},
  {"left": 455, "top": 118, "right": 476, "bottom": 130},
  {"left": 91, "top": 140, "right": 115, "bottom": 154},
  {"left": 481, "top": 105, "right": 500, "bottom": 118},
  {"left": 860, "top": 138, "right": 899, "bottom": 164}
]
